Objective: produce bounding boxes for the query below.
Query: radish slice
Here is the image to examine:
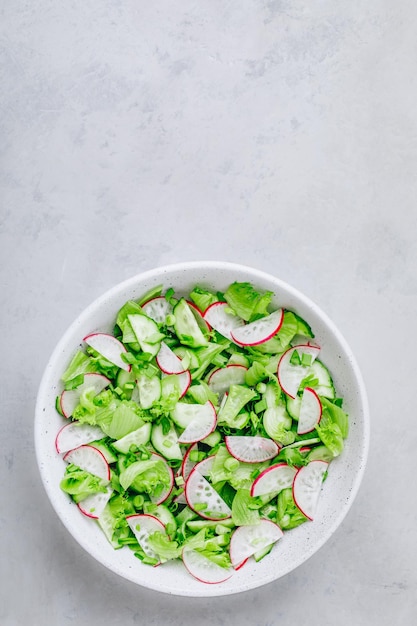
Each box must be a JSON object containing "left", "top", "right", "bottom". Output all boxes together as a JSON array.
[
  {"left": 55, "top": 422, "right": 104, "bottom": 454},
  {"left": 176, "top": 371, "right": 191, "bottom": 398},
  {"left": 182, "top": 548, "right": 234, "bottom": 584},
  {"left": 193, "top": 455, "right": 215, "bottom": 477},
  {"left": 156, "top": 342, "right": 186, "bottom": 374},
  {"left": 225, "top": 435, "right": 279, "bottom": 463},
  {"left": 185, "top": 467, "right": 231, "bottom": 520},
  {"left": 83, "top": 332, "right": 130, "bottom": 371},
  {"left": 293, "top": 460, "right": 329, "bottom": 521},
  {"left": 229, "top": 520, "right": 283, "bottom": 568},
  {"left": 78, "top": 485, "right": 113, "bottom": 519},
  {"left": 180, "top": 443, "right": 199, "bottom": 480},
  {"left": 297, "top": 387, "right": 322, "bottom": 434},
  {"left": 63, "top": 445, "right": 110, "bottom": 482},
  {"left": 230, "top": 309, "right": 284, "bottom": 347},
  {"left": 59, "top": 373, "right": 111, "bottom": 418},
  {"left": 177, "top": 402, "right": 217, "bottom": 444},
  {"left": 141, "top": 296, "right": 173, "bottom": 324},
  {"left": 277, "top": 344, "right": 321, "bottom": 399},
  {"left": 203, "top": 302, "right": 245, "bottom": 340},
  {"left": 250, "top": 463, "right": 296, "bottom": 497},
  {"left": 207, "top": 364, "right": 248, "bottom": 396},
  {"left": 126, "top": 514, "right": 167, "bottom": 564}
]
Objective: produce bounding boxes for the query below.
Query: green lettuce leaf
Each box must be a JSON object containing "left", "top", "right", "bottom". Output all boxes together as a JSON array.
[
  {"left": 224, "top": 282, "right": 273, "bottom": 322},
  {"left": 60, "top": 464, "right": 107, "bottom": 503}
]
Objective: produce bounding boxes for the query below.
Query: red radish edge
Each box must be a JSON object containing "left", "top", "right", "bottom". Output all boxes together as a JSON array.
[
  {"left": 277, "top": 344, "right": 321, "bottom": 399},
  {"left": 292, "top": 460, "right": 329, "bottom": 521},
  {"left": 55, "top": 422, "right": 104, "bottom": 454},
  {"left": 156, "top": 342, "right": 187, "bottom": 374},
  {"left": 180, "top": 443, "right": 199, "bottom": 480},
  {"left": 224, "top": 435, "right": 279, "bottom": 463},
  {"left": 250, "top": 462, "right": 296, "bottom": 497},
  {"left": 83, "top": 332, "right": 131, "bottom": 371},
  {"left": 182, "top": 548, "right": 234, "bottom": 584},
  {"left": 297, "top": 387, "right": 322, "bottom": 434},
  {"left": 63, "top": 444, "right": 111, "bottom": 482},
  {"left": 230, "top": 309, "right": 284, "bottom": 347}
]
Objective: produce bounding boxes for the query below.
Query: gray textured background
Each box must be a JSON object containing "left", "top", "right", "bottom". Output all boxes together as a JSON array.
[{"left": 1, "top": 1, "right": 416, "bottom": 624}]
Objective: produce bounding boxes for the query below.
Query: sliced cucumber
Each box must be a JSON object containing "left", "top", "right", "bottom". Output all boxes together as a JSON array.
[
  {"left": 143, "top": 503, "right": 177, "bottom": 530},
  {"left": 309, "top": 360, "right": 335, "bottom": 399},
  {"left": 173, "top": 346, "right": 200, "bottom": 370},
  {"left": 201, "top": 429, "right": 222, "bottom": 447},
  {"left": 286, "top": 394, "right": 302, "bottom": 420},
  {"left": 97, "top": 504, "right": 121, "bottom": 549},
  {"left": 90, "top": 440, "right": 118, "bottom": 464},
  {"left": 128, "top": 313, "right": 164, "bottom": 358},
  {"left": 307, "top": 445, "right": 335, "bottom": 463},
  {"left": 151, "top": 422, "right": 183, "bottom": 461},
  {"left": 112, "top": 423, "right": 152, "bottom": 453},
  {"left": 254, "top": 542, "right": 274, "bottom": 562},
  {"left": 137, "top": 372, "right": 161, "bottom": 409},
  {"left": 173, "top": 299, "right": 208, "bottom": 348}
]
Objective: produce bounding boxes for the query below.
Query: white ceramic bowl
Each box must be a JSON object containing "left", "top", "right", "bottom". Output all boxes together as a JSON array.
[{"left": 35, "top": 261, "right": 369, "bottom": 597}]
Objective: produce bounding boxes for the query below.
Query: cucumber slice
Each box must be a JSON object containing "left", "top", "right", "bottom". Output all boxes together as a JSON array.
[
  {"left": 174, "top": 299, "right": 208, "bottom": 348},
  {"left": 307, "top": 445, "right": 335, "bottom": 463},
  {"left": 112, "top": 423, "right": 152, "bottom": 453},
  {"left": 143, "top": 503, "right": 177, "bottom": 530},
  {"left": 128, "top": 313, "right": 164, "bottom": 357},
  {"left": 286, "top": 394, "right": 302, "bottom": 420},
  {"left": 90, "top": 440, "right": 118, "bottom": 464},
  {"left": 309, "top": 360, "right": 335, "bottom": 399},
  {"left": 151, "top": 422, "right": 183, "bottom": 461},
  {"left": 137, "top": 373, "right": 161, "bottom": 409}
]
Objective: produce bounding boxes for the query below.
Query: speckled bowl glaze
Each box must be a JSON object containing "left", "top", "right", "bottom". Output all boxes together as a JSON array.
[{"left": 35, "top": 261, "right": 369, "bottom": 597}]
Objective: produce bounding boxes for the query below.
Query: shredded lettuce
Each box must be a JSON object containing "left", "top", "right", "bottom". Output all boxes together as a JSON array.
[
  {"left": 231, "top": 489, "right": 260, "bottom": 526},
  {"left": 60, "top": 464, "right": 107, "bottom": 503},
  {"left": 189, "top": 286, "right": 218, "bottom": 313},
  {"left": 277, "top": 488, "right": 308, "bottom": 530},
  {"left": 224, "top": 282, "right": 273, "bottom": 322}
]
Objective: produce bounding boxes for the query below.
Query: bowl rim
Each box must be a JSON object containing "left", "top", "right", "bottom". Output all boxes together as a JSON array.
[{"left": 35, "top": 261, "right": 370, "bottom": 596}]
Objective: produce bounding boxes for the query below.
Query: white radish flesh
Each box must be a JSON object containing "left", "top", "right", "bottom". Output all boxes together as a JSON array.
[
  {"left": 64, "top": 445, "right": 110, "bottom": 482},
  {"left": 55, "top": 422, "right": 104, "bottom": 454},
  {"left": 293, "top": 460, "right": 329, "bottom": 521},
  {"left": 225, "top": 435, "right": 279, "bottom": 463},
  {"left": 250, "top": 463, "right": 296, "bottom": 497},
  {"left": 185, "top": 468, "right": 231, "bottom": 520},
  {"left": 229, "top": 520, "right": 283, "bottom": 568},
  {"left": 83, "top": 332, "right": 130, "bottom": 371},
  {"left": 230, "top": 309, "right": 284, "bottom": 346},
  {"left": 141, "top": 296, "right": 173, "bottom": 324},
  {"left": 177, "top": 402, "right": 217, "bottom": 444},
  {"left": 297, "top": 387, "right": 322, "bottom": 434},
  {"left": 78, "top": 485, "right": 113, "bottom": 519},
  {"left": 277, "top": 344, "right": 321, "bottom": 399},
  {"left": 203, "top": 302, "right": 245, "bottom": 340},
  {"left": 156, "top": 342, "right": 186, "bottom": 374},
  {"left": 182, "top": 548, "right": 234, "bottom": 584},
  {"left": 207, "top": 365, "right": 248, "bottom": 396},
  {"left": 126, "top": 514, "right": 167, "bottom": 563}
]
